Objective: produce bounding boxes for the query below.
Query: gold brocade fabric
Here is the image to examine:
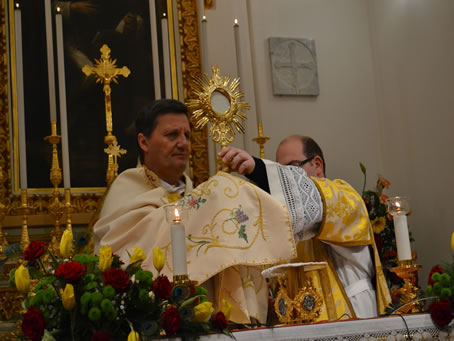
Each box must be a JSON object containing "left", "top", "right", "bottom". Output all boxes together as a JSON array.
[
  {"left": 94, "top": 166, "right": 297, "bottom": 323},
  {"left": 295, "top": 177, "right": 392, "bottom": 319}
]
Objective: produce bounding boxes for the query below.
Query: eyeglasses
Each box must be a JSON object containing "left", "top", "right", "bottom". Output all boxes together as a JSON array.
[{"left": 287, "top": 156, "right": 315, "bottom": 167}]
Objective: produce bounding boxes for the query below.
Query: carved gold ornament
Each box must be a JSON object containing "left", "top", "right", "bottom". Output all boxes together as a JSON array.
[{"left": 187, "top": 65, "right": 249, "bottom": 149}]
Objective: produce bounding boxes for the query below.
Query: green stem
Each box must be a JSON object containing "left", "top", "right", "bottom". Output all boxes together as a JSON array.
[
  {"left": 362, "top": 171, "right": 367, "bottom": 197},
  {"left": 70, "top": 310, "right": 76, "bottom": 341}
]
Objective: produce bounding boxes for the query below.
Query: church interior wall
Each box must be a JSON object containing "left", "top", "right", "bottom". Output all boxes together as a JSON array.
[
  {"left": 200, "top": 0, "right": 454, "bottom": 285},
  {"left": 368, "top": 0, "right": 454, "bottom": 284}
]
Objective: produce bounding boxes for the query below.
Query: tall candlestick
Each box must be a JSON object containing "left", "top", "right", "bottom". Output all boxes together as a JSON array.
[
  {"left": 201, "top": 15, "right": 209, "bottom": 74},
  {"left": 170, "top": 207, "right": 187, "bottom": 276},
  {"left": 148, "top": 0, "right": 161, "bottom": 99},
  {"left": 15, "top": 3, "right": 27, "bottom": 189},
  {"left": 44, "top": 0, "right": 57, "bottom": 122},
  {"left": 161, "top": 15, "right": 172, "bottom": 99},
  {"left": 386, "top": 197, "right": 412, "bottom": 261},
  {"left": 55, "top": 7, "right": 71, "bottom": 189}
]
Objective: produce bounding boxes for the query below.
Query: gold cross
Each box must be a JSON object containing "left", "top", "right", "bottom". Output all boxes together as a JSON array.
[
  {"left": 82, "top": 44, "right": 130, "bottom": 185},
  {"left": 82, "top": 44, "right": 130, "bottom": 136}
]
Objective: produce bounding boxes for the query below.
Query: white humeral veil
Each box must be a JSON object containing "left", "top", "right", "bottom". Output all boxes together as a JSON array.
[{"left": 94, "top": 167, "right": 297, "bottom": 323}]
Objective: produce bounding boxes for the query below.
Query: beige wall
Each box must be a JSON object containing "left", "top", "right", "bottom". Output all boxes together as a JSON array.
[
  {"left": 369, "top": 0, "right": 454, "bottom": 283},
  {"left": 200, "top": 0, "right": 454, "bottom": 284}
]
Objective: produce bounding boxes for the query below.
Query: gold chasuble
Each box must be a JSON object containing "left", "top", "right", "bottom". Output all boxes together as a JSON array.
[
  {"left": 94, "top": 166, "right": 297, "bottom": 323},
  {"left": 293, "top": 177, "right": 391, "bottom": 321}
]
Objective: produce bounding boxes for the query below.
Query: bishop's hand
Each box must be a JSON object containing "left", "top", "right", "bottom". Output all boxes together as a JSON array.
[{"left": 218, "top": 146, "right": 255, "bottom": 175}]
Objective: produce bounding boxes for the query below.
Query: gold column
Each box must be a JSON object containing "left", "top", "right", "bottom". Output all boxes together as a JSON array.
[{"left": 0, "top": 166, "right": 9, "bottom": 257}]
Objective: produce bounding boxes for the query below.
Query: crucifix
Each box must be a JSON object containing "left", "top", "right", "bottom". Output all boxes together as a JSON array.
[{"left": 82, "top": 44, "right": 129, "bottom": 186}]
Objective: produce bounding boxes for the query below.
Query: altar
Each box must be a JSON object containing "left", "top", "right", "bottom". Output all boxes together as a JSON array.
[{"left": 205, "top": 314, "right": 448, "bottom": 341}]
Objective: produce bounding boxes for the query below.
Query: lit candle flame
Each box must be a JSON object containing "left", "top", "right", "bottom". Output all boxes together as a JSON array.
[
  {"left": 202, "top": 15, "right": 207, "bottom": 21},
  {"left": 174, "top": 207, "right": 181, "bottom": 223},
  {"left": 56, "top": 6, "right": 61, "bottom": 13},
  {"left": 15, "top": 3, "right": 19, "bottom": 8},
  {"left": 234, "top": 18, "right": 238, "bottom": 25}
]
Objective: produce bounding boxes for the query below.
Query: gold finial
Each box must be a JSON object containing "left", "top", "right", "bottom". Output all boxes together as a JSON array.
[
  {"left": 82, "top": 44, "right": 129, "bottom": 184},
  {"left": 252, "top": 122, "right": 270, "bottom": 159}
]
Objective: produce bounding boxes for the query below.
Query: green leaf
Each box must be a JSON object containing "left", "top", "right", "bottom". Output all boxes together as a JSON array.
[
  {"left": 179, "top": 294, "right": 205, "bottom": 310},
  {"left": 238, "top": 225, "right": 248, "bottom": 243},
  {"left": 359, "top": 162, "right": 367, "bottom": 175}
]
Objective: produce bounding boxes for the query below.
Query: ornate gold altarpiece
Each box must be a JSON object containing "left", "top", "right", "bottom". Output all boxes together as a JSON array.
[{"left": 0, "top": 0, "right": 208, "bottom": 236}]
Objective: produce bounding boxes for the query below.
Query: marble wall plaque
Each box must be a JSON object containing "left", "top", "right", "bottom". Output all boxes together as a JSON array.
[{"left": 269, "top": 37, "right": 320, "bottom": 96}]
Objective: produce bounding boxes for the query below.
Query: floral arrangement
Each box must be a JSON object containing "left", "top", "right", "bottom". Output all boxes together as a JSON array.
[
  {"left": 359, "top": 163, "right": 416, "bottom": 303},
  {"left": 10, "top": 229, "right": 232, "bottom": 341},
  {"left": 424, "top": 233, "right": 454, "bottom": 328}
]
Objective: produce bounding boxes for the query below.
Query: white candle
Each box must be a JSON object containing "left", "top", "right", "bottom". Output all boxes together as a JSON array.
[
  {"left": 171, "top": 208, "right": 187, "bottom": 276},
  {"left": 161, "top": 16, "right": 172, "bottom": 99},
  {"left": 55, "top": 7, "right": 71, "bottom": 188},
  {"left": 201, "top": 15, "right": 209, "bottom": 74},
  {"left": 148, "top": 0, "right": 161, "bottom": 99},
  {"left": 394, "top": 215, "right": 412, "bottom": 261},
  {"left": 15, "top": 3, "right": 27, "bottom": 189},
  {"left": 44, "top": 0, "right": 57, "bottom": 122}
]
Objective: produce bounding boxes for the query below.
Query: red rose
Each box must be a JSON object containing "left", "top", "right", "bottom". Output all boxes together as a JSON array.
[
  {"left": 160, "top": 306, "right": 180, "bottom": 335},
  {"left": 91, "top": 331, "right": 111, "bottom": 341},
  {"left": 429, "top": 300, "right": 453, "bottom": 327},
  {"left": 153, "top": 274, "right": 172, "bottom": 300},
  {"left": 211, "top": 311, "right": 228, "bottom": 330},
  {"left": 22, "top": 306, "right": 46, "bottom": 341},
  {"left": 55, "top": 261, "right": 86, "bottom": 283},
  {"left": 23, "top": 241, "right": 47, "bottom": 262},
  {"left": 102, "top": 268, "right": 130, "bottom": 292},
  {"left": 374, "top": 234, "right": 384, "bottom": 251},
  {"left": 382, "top": 250, "right": 397, "bottom": 260},
  {"left": 428, "top": 265, "right": 443, "bottom": 286}
]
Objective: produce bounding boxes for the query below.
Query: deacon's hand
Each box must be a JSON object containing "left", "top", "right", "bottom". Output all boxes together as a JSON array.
[{"left": 218, "top": 146, "right": 255, "bottom": 175}]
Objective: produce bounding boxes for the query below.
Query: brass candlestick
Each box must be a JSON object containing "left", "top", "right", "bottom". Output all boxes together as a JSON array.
[
  {"left": 63, "top": 189, "right": 75, "bottom": 234},
  {"left": 17, "top": 190, "right": 31, "bottom": 251},
  {"left": 390, "top": 260, "right": 423, "bottom": 313},
  {"left": 252, "top": 123, "right": 270, "bottom": 159},
  {"left": 45, "top": 121, "right": 64, "bottom": 254}
]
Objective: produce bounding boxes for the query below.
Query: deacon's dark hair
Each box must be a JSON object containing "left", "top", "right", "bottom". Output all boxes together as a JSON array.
[
  {"left": 135, "top": 99, "right": 189, "bottom": 162},
  {"left": 300, "top": 136, "right": 326, "bottom": 177}
]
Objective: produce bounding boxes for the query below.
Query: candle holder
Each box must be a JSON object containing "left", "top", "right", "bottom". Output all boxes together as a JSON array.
[
  {"left": 63, "top": 189, "right": 76, "bottom": 234},
  {"left": 45, "top": 121, "right": 64, "bottom": 255},
  {"left": 252, "top": 123, "right": 270, "bottom": 159},
  {"left": 386, "top": 197, "right": 422, "bottom": 313},
  {"left": 16, "top": 190, "right": 31, "bottom": 251},
  {"left": 390, "top": 260, "right": 423, "bottom": 313}
]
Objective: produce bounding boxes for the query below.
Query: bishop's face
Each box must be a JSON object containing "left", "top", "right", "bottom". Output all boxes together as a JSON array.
[{"left": 139, "top": 113, "right": 191, "bottom": 185}]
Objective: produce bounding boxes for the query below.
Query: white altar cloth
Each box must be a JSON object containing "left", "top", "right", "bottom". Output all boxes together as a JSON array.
[{"left": 202, "top": 314, "right": 451, "bottom": 341}]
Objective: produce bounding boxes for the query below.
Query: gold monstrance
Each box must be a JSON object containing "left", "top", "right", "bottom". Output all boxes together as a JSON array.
[
  {"left": 82, "top": 44, "right": 129, "bottom": 186},
  {"left": 187, "top": 65, "right": 249, "bottom": 171}
]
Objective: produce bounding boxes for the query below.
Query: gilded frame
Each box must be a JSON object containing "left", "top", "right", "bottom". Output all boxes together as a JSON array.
[{"left": 0, "top": 0, "right": 208, "bottom": 226}]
